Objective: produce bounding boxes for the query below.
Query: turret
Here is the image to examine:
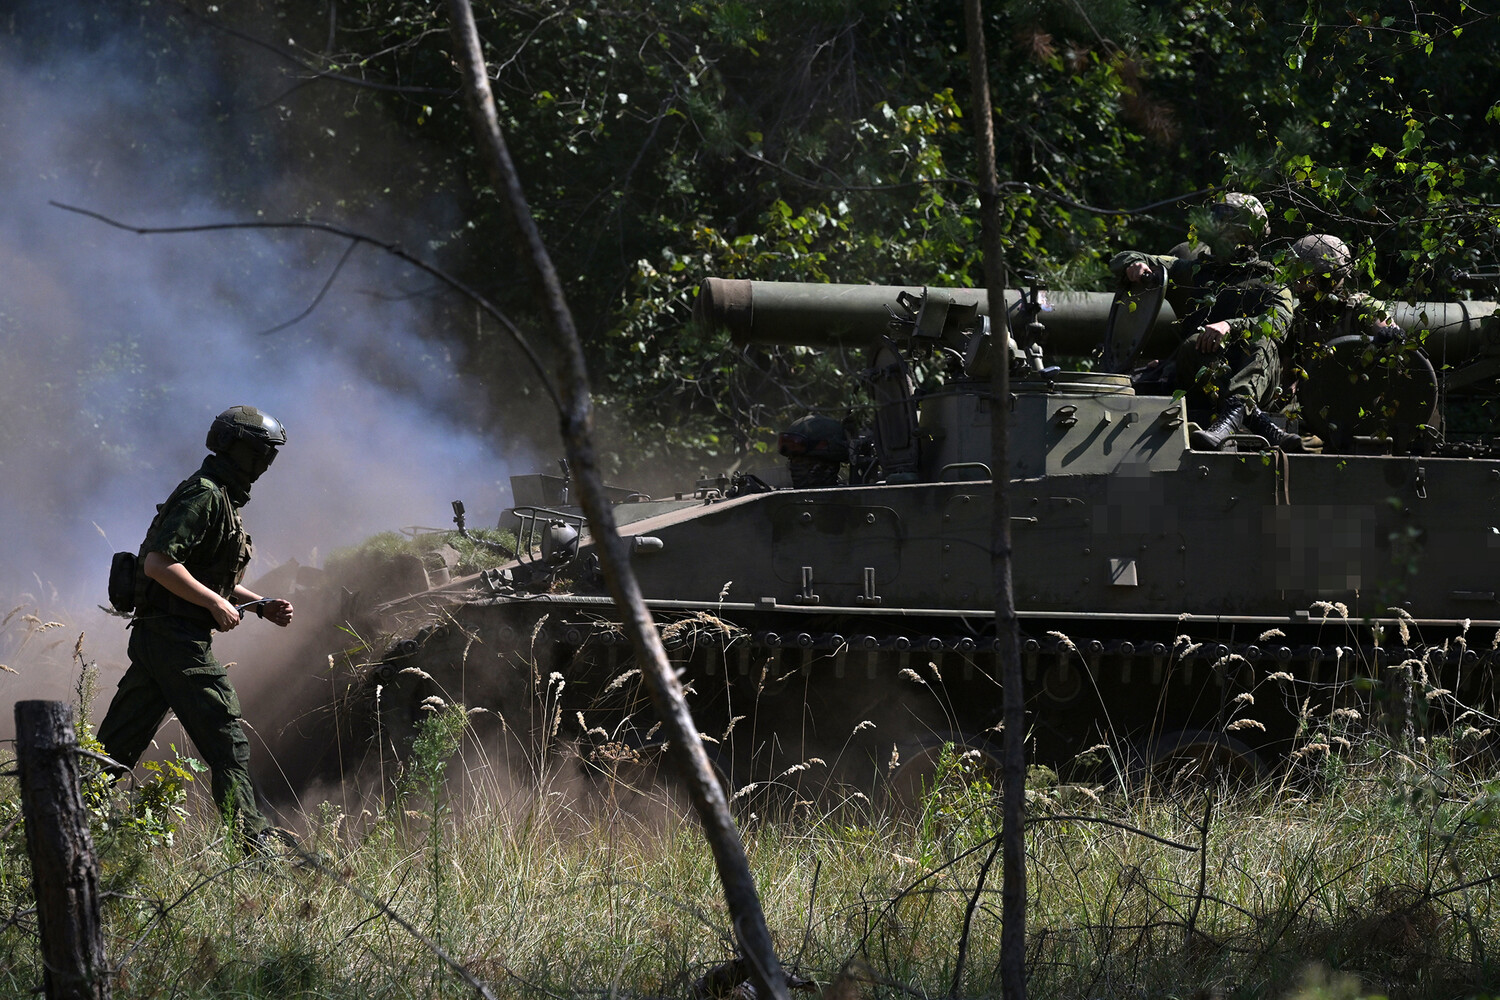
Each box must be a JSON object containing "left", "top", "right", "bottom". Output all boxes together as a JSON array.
[{"left": 695, "top": 277, "right": 1500, "bottom": 469}]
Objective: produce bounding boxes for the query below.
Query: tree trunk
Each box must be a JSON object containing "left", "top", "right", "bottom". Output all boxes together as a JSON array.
[
  {"left": 15, "top": 700, "right": 110, "bottom": 1000},
  {"left": 443, "top": 5, "right": 789, "bottom": 998},
  {"left": 964, "top": 2, "right": 1028, "bottom": 998}
]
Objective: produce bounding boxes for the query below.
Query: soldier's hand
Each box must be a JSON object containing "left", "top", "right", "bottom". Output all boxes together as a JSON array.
[
  {"left": 262, "top": 599, "right": 294, "bottom": 628},
  {"left": 1198, "top": 321, "right": 1230, "bottom": 352},
  {"left": 212, "top": 598, "right": 242, "bottom": 632},
  {"left": 1124, "top": 261, "right": 1151, "bottom": 286}
]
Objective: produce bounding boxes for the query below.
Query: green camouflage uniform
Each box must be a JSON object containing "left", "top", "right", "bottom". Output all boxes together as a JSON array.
[
  {"left": 98, "top": 453, "right": 267, "bottom": 839},
  {"left": 1110, "top": 244, "right": 1294, "bottom": 410},
  {"left": 1284, "top": 289, "right": 1393, "bottom": 387}
]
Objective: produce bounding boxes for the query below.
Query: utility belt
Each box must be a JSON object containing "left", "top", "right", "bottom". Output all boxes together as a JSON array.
[{"left": 138, "top": 579, "right": 223, "bottom": 629}]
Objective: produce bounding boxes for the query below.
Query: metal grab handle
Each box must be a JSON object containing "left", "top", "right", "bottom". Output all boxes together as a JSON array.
[{"left": 937, "top": 462, "right": 992, "bottom": 482}]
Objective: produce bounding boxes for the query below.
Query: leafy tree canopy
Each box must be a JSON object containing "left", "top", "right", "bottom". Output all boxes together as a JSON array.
[{"left": 10, "top": 0, "right": 1499, "bottom": 479}]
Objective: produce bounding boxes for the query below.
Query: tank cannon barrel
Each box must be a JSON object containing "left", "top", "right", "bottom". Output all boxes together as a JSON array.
[
  {"left": 696, "top": 277, "right": 1500, "bottom": 362},
  {"left": 695, "top": 277, "right": 1159, "bottom": 355},
  {"left": 1388, "top": 301, "right": 1500, "bottom": 362}
]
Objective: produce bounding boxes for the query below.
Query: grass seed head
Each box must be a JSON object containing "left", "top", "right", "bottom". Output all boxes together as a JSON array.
[
  {"left": 604, "top": 668, "right": 641, "bottom": 693},
  {"left": 729, "top": 782, "right": 763, "bottom": 803}
]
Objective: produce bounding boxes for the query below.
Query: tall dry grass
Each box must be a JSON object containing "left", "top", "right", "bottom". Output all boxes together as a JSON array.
[
  {"left": 3, "top": 714, "right": 1500, "bottom": 999},
  {"left": 4, "top": 602, "right": 1500, "bottom": 1000}
]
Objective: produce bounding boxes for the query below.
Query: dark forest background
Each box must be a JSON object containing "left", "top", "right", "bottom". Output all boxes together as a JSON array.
[{"left": 8, "top": 0, "right": 1499, "bottom": 480}]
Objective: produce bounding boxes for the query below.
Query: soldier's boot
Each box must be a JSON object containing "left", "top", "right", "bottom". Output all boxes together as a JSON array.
[
  {"left": 1190, "top": 398, "right": 1249, "bottom": 451},
  {"left": 1244, "top": 408, "right": 1305, "bottom": 452}
]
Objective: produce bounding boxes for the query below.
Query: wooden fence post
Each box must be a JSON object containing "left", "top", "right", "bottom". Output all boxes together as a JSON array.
[{"left": 15, "top": 700, "right": 110, "bottom": 1000}]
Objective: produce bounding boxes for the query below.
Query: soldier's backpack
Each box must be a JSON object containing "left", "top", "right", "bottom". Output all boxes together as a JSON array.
[{"left": 108, "top": 551, "right": 137, "bottom": 615}]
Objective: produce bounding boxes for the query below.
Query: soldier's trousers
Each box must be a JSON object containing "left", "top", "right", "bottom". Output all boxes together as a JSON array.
[
  {"left": 97, "top": 619, "right": 268, "bottom": 839},
  {"left": 1173, "top": 331, "right": 1281, "bottom": 411}
]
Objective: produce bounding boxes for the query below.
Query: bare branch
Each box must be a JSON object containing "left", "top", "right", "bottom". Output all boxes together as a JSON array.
[
  {"left": 47, "top": 201, "right": 562, "bottom": 411},
  {"left": 290, "top": 848, "right": 508, "bottom": 1000},
  {"left": 950, "top": 834, "right": 1003, "bottom": 999},
  {"left": 254, "top": 238, "right": 357, "bottom": 336},
  {"left": 169, "top": 1, "right": 451, "bottom": 97},
  {"left": 443, "top": 4, "right": 790, "bottom": 998},
  {"left": 1025, "top": 813, "right": 1202, "bottom": 852}
]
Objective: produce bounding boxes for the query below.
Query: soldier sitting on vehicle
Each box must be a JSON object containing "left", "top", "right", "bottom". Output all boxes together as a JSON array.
[
  {"left": 1111, "top": 192, "right": 1301, "bottom": 451},
  {"left": 1283, "top": 233, "right": 1401, "bottom": 370},
  {"left": 779, "top": 413, "right": 849, "bottom": 488}
]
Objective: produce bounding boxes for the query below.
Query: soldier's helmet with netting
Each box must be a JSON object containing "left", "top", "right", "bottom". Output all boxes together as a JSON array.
[
  {"left": 779, "top": 413, "right": 848, "bottom": 489},
  {"left": 206, "top": 405, "right": 288, "bottom": 455},
  {"left": 1290, "top": 234, "right": 1352, "bottom": 279},
  {"left": 1208, "top": 192, "right": 1269, "bottom": 244},
  {"left": 778, "top": 414, "right": 849, "bottom": 462}
]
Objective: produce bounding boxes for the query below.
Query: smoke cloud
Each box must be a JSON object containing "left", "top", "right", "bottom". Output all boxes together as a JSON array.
[{"left": 0, "top": 11, "right": 535, "bottom": 709}]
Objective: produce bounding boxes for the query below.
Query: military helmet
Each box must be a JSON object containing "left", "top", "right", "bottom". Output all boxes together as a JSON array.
[
  {"left": 206, "top": 405, "right": 288, "bottom": 455},
  {"left": 778, "top": 414, "right": 849, "bottom": 462},
  {"left": 1290, "top": 234, "right": 1352, "bottom": 279},
  {"left": 1208, "top": 192, "right": 1269, "bottom": 243}
]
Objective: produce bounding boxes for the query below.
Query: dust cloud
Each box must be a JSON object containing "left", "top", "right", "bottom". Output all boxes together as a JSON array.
[{"left": 0, "top": 7, "right": 537, "bottom": 758}]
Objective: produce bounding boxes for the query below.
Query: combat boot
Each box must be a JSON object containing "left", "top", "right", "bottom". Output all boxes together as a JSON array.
[
  {"left": 1244, "top": 408, "right": 1305, "bottom": 452},
  {"left": 1190, "top": 398, "right": 1248, "bottom": 450}
]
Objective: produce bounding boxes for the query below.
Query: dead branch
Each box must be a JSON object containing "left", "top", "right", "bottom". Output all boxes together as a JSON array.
[
  {"left": 951, "top": 834, "right": 1003, "bottom": 999},
  {"left": 966, "top": 2, "right": 1026, "bottom": 998},
  {"left": 46, "top": 202, "right": 560, "bottom": 412},
  {"left": 443, "top": 3, "right": 789, "bottom": 997},
  {"left": 1024, "top": 814, "right": 1201, "bottom": 852}
]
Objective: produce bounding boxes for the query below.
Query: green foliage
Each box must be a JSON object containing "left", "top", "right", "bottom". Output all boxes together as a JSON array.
[
  {"left": 325, "top": 527, "right": 516, "bottom": 579},
  {"left": 14, "top": 1, "right": 1499, "bottom": 469},
  {"left": 73, "top": 643, "right": 201, "bottom": 848},
  {"left": 912, "top": 743, "right": 999, "bottom": 867},
  {"left": 396, "top": 700, "right": 469, "bottom": 810},
  {"left": 395, "top": 700, "right": 469, "bottom": 953}
]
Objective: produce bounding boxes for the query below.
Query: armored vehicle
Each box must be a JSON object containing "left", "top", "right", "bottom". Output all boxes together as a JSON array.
[{"left": 359, "top": 275, "right": 1500, "bottom": 799}]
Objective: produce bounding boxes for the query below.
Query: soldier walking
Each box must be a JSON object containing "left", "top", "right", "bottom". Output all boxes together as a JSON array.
[{"left": 98, "top": 406, "right": 294, "bottom": 849}]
